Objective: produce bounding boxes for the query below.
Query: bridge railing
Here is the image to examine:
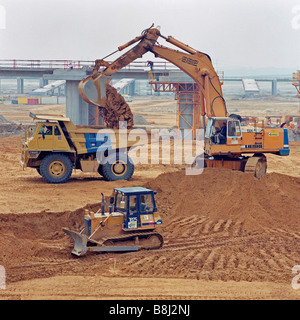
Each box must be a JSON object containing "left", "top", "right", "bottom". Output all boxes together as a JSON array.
[{"left": 0, "top": 59, "right": 180, "bottom": 71}]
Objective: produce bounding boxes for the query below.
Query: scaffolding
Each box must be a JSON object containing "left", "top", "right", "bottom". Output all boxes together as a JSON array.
[
  {"left": 149, "top": 70, "right": 224, "bottom": 139},
  {"left": 292, "top": 70, "right": 300, "bottom": 98}
]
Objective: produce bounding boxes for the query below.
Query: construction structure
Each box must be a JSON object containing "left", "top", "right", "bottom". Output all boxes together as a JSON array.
[
  {"left": 242, "top": 78, "right": 260, "bottom": 96},
  {"left": 292, "top": 70, "right": 300, "bottom": 98},
  {"left": 148, "top": 71, "right": 224, "bottom": 139},
  {"left": 290, "top": 70, "right": 300, "bottom": 132}
]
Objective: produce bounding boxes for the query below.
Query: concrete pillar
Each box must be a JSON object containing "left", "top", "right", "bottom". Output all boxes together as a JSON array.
[
  {"left": 129, "top": 81, "right": 135, "bottom": 96},
  {"left": 66, "top": 80, "right": 89, "bottom": 125},
  {"left": 272, "top": 79, "right": 277, "bottom": 96},
  {"left": 39, "top": 78, "right": 48, "bottom": 88},
  {"left": 17, "top": 77, "right": 24, "bottom": 94}
]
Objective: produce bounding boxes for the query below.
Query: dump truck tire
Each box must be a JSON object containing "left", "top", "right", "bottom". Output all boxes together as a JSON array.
[
  {"left": 40, "top": 153, "right": 73, "bottom": 184},
  {"left": 101, "top": 153, "right": 134, "bottom": 181},
  {"left": 98, "top": 164, "right": 104, "bottom": 177}
]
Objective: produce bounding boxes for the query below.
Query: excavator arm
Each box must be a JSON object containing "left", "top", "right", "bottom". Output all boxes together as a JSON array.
[{"left": 78, "top": 25, "right": 227, "bottom": 118}]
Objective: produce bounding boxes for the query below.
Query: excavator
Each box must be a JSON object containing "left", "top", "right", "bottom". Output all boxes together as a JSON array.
[{"left": 78, "top": 24, "right": 290, "bottom": 179}]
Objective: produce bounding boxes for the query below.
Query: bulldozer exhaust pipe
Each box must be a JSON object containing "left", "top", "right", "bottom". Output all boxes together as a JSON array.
[{"left": 101, "top": 193, "right": 105, "bottom": 215}]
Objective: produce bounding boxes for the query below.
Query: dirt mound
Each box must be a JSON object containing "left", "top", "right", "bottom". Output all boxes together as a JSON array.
[
  {"left": 0, "top": 123, "right": 31, "bottom": 136},
  {"left": 0, "top": 204, "right": 99, "bottom": 282},
  {"left": 0, "top": 168, "right": 299, "bottom": 292},
  {"left": 0, "top": 115, "right": 11, "bottom": 124},
  {"left": 133, "top": 114, "right": 149, "bottom": 125},
  {"left": 101, "top": 84, "right": 134, "bottom": 129},
  {"left": 145, "top": 168, "right": 300, "bottom": 232}
]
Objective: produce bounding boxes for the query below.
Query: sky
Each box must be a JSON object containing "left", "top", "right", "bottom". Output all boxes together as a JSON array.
[{"left": 0, "top": 0, "right": 299, "bottom": 74}]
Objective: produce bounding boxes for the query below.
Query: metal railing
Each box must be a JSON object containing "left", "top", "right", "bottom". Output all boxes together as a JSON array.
[{"left": 0, "top": 59, "right": 180, "bottom": 71}]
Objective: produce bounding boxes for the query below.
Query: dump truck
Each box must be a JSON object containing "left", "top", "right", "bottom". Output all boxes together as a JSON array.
[
  {"left": 21, "top": 113, "right": 142, "bottom": 183},
  {"left": 63, "top": 187, "right": 163, "bottom": 256}
]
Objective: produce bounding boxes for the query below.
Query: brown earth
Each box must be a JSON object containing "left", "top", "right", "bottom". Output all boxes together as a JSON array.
[
  {"left": 0, "top": 136, "right": 299, "bottom": 300},
  {"left": 102, "top": 84, "right": 134, "bottom": 129},
  {"left": 0, "top": 98, "right": 299, "bottom": 300}
]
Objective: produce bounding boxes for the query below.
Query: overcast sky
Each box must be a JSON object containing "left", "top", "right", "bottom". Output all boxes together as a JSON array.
[{"left": 0, "top": 0, "right": 299, "bottom": 72}]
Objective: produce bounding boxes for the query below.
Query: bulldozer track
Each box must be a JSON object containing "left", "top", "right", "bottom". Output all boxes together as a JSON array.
[
  {"left": 117, "top": 217, "right": 299, "bottom": 283},
  {"left": 3, "top": 216, "right": 299, "bottom": 285},
  {"left": 100, "top": 230, "right": 164, "bottom": 249}
]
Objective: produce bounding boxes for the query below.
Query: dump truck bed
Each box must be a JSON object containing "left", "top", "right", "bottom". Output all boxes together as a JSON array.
[{"left": 30, "top": 113, "right": 153, "bottom": 155}]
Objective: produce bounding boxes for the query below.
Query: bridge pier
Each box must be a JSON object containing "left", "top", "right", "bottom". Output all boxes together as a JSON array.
[
  {"left": 17, "top": 77, "right": 24, "bottom": 94},
  {"left": 65, "top": 80, "right": 88, "bottom": 125},
  {"left": 39, "top": 78, "right": 48, "bottom": 88},
  {"left": 272, "top": 79, "right": 277, "bottom": 96}
]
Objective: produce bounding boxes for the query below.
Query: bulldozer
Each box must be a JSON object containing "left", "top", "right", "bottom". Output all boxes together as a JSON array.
[{"left": 63, "top": 187, "right": 163, "bottom": 256}]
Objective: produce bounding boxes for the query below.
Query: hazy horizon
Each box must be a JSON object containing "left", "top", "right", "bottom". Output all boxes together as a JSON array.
[{"left": 0, "top": 0, "right": 299, "bottom": 73}]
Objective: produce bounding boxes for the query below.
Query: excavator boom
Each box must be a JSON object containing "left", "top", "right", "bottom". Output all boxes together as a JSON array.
[
  {"left": 78, "top": 26, "right": 227, "bottom": 118},
  {"left": 77, "top": 25, "right": 289, "bottom": 179}
]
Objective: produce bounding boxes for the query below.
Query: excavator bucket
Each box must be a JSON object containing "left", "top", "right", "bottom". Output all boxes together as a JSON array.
[
  {"left": 63, "top": 228, "right": 88, "bottom": 256},
  {"left": 78, "top": 74, "right": 107, "bottom": 107}
]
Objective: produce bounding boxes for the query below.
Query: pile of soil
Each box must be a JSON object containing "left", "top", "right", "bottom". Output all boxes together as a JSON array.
[
  {"left": 0, "top": 115, "right": 11, "bottom": 124},
  {"left": 1, "top": 167, "right": 299, "bottom": 288},
  {"left": 145, "top": 168, "right": 300, "bottom": 232},
  {"left": 133, "top": 114, "right": 149, "bottom": 125},
  {"left": 101, "top": 84, "right": 134, "bottom": 129},
  {"left": 0, "top": 115, "right": 33, "bottom": 136}
]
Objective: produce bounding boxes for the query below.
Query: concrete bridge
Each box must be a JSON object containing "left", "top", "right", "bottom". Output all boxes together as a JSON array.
[
  {"left": 0, "top": 59, "right": 177, "bottom": 125},
  {"left": 0, "top": 59, "right": 293, "bottom": 125}
]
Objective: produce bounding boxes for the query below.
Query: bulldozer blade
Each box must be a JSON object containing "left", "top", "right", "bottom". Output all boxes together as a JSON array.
[{"left": 63, "top": 228, "right": 88, "bottom": 256}]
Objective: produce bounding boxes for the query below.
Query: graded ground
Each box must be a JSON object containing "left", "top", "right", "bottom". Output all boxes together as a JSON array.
[{"left": 0, "top": 97, "right": 299, "bottom": 300}]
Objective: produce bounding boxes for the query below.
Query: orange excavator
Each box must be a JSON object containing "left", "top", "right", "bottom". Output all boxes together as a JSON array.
[{"left": 78, "top": 24, "right": 289, "bottom": 178}]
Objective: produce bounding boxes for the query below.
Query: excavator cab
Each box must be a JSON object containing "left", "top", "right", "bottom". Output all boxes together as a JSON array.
[{"left": 205, "top": 117, "right": 243, "bottom": 146}]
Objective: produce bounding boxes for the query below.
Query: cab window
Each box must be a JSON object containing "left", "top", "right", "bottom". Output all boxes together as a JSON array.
[
  {"left": 139, "top": 194, "right": 154, "bottom": 213},
  {"left": 129, "top": 195, "right": 137, "bottom": 214},
  {"left": 54, "top": 126, "right": 61, "bottom": 136},
  {"left": 205, "top": 119, "right": 214, "bottom": 138},
  {"left": 227, "top": 120, "right": 242, "bottom": 137},
  {"left": 38, "top": 125, "right": 53, "bottom": 135},
  {"left": 115, "top": 193, "right": 127, "bottom": 213}
]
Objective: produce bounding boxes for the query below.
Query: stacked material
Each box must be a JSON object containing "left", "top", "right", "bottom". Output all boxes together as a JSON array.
[{"left": 101, "top": 84, "right": 134, "bottom": 129}]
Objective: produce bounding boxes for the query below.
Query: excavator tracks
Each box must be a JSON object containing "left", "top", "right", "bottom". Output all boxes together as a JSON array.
[{"left": 244, "top": 154, "right": 267, "bottom": 178}]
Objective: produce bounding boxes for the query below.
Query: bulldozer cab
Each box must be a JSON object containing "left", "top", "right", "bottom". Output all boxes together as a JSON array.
[{"left": 113, "top": 187, "right": 159, "bottom": 230}]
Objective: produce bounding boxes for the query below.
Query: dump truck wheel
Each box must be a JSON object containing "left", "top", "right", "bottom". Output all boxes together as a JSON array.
[
  {"left": 101, "top": 153, "right": 134, "bottom": 181},
  {"left": 40, "top": 153, "right": 73, "bottom": 184},
  {"left": 98, "top": 164, "right": 104, "bottom": 177}
]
